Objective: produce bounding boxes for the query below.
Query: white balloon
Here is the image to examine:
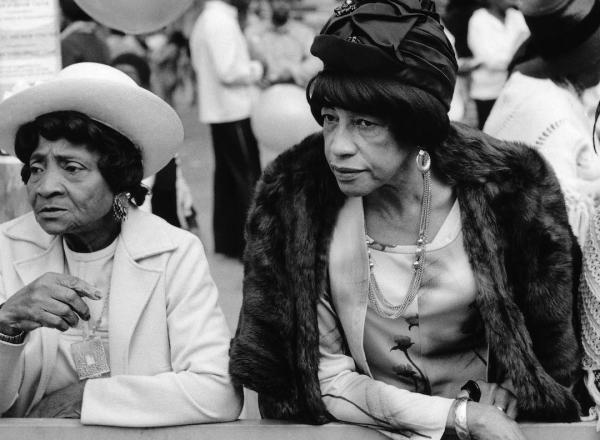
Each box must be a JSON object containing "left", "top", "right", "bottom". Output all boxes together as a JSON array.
[
  {"left": 74, "top": 0, "right": 194, "bottom": 34},
  {"left": 251, "top": 84, "right": 321, "bottom": 166}
]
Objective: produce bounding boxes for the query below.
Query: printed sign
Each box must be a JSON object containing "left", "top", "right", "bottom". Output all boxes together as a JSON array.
[{"left": 0, "top": 0, "right": 61, "bottom": 100}]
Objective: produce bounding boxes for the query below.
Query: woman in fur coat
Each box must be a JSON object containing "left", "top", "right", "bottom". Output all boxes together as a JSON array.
[{"left": 230, "top": 1, "right": 582, "bottom": 439}]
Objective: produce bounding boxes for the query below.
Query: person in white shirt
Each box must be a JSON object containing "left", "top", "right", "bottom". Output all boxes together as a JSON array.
[
  {"left": 467, "top": 0, "right": 529, "bottom": 128},
  {"left": 190, "top": 0, "right": 264, "bottom": 260},
  {"left": 245, "top": 0, "right": 322, "bottom": 87},
  {"left": 484, "top": 0, "right": 600, "bottom": 245}
]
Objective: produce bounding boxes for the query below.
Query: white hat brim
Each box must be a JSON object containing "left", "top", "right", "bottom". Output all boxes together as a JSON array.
[
  {"left": 74, "top": 0, "right": 194, "bottom": 34},
  {"left": 0, "top": 78, "right": 183, "bottom": 178}
]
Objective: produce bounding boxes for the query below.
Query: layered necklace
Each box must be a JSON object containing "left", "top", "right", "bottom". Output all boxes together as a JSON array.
[{"left": 367, "top": 150, "right": 432, "bottom": 319}]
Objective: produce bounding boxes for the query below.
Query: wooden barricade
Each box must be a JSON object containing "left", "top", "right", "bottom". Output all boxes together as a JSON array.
[{"left": 0, "top": 419, "right": 596, "bottom": 440}]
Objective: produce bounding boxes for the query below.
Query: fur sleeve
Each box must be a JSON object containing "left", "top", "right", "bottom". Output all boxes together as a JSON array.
[
  {"left": 444, "top": 125, "right": 581, "bottom": 421},
  {"left": 229, "top": 134, "right": 341, "bottom": 423},
  {"left": 229, "top": 158, "right": 300, "bottom": 409},
  {"left": 502, "top": 148, "right": 582, "bottom": 388},
  {"left": 492, "top": 146, "right": 582, "bottom": 420}
]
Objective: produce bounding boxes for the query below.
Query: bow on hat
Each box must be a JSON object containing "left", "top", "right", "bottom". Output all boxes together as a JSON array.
[{"left": 310, "top": 0, "right": 458, "bottom": 110}]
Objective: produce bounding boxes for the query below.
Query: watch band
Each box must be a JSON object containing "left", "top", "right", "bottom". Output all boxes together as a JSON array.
[
  {"left": 454, "top": 397, "right": 471, "bottom": 440},
  {"left": 0, "top": 303, "right": 25, "bottom": 344},
  {"left": 0, "top": 329, "right": 25, "bottom": 344}
]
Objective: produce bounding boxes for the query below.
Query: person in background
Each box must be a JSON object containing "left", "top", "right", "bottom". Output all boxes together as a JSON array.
[
  {"left": 0, "top": 63, "right": 241, "bottom": 425},
  {"left": 484, "top": 0, "right": 600, "bottom": 244},
  {"left": 517, "top": 0, "right": 600, "bottom": 425},
  {"left": 111, "top": 52, "right": 199, "bottom": 232},
  {"left": 151, "top": 30, "right": 189, "bottom": 107},
  {"left": 579, "top": 180, "right": 600, "bottom": 424},
  {"left": 441, "top": 0, "right": 484, "bottom": 126},
  {"left": 443, "top": 0, "right": 480, "bottom": 60},
  {"left": 105, "top": 29, "right": 147, "bottom": 60},
  {"left": 59, "top": 0, "right": 110, "bottom": 67},
  {"left": 230, "top": 1, "right": 582, "bottom": 440},
  {"left": 467, "top": 0, "right": 529, "bottom": 128},
  {"left": 246, "top": 0, "right": 322, "bottom": 87},
  {"left": 111, "top": 52, "right": 152, "bottom": 89},
  {"left": 189, "top": 0, "right": 264, "bottom": 260}
]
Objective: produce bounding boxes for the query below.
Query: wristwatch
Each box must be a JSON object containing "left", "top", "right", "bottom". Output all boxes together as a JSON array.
[{"left": 0, "top": 303, "right": 25, "bottom": 344}]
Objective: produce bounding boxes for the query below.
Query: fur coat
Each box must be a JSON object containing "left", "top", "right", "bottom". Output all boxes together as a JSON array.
[{"left": 230, "top": 123, "right": 582, "bottom": 423}]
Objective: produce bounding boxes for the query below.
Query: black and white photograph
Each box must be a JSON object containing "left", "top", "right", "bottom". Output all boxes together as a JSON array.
[{"left": 0, "top": 0, "right": 599, "bottom": 439}]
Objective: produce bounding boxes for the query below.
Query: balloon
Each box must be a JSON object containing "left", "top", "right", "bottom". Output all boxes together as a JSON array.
[
  {"left": 74, "top": 0, "right": 194, "bottom": 34},
  {"left": 251, "top": 84, "right": 321, "bottom": 166}
]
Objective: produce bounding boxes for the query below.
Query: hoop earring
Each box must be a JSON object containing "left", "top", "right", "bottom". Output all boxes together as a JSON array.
[
  {"left": 416, "top": 149, "right": 431, "bottom": 173},
  {"left": 112, "top": 193, "right": 129, "bottom": 222}
]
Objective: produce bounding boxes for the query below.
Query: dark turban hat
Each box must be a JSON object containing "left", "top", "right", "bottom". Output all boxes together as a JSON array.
[{"left": 310, "top": 0, "right": 458, "bottom": 111}]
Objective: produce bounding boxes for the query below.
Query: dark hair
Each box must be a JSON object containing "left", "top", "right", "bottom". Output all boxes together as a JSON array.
[
  {"left": 168, "top": 30, "right": 188, "bottom": 48},
  {"left": 15, "top": 111, "right": 148, "bottom": 206},
  {"left": 111, "top": 52, "right": 152, "bottom": 89},
  {"left": 306, "top": 70, "right": 451, "bottom": 150}
]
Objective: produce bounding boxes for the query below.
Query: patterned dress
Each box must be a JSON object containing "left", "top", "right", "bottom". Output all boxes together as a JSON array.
[{"left": 364, "top": 200, "right": 488, "bottom": 398}]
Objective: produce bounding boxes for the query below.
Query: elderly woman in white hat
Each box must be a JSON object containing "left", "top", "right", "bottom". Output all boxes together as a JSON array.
[
  {"left": 0, "top": 63, "right": 241, "bottom": 426},
  {"left": 484, "top": 0, "right": 600, "bottom": 244}
]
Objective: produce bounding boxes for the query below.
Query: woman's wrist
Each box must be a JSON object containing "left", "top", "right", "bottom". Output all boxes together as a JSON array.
[{"left": 454, "top": 398, "right": 472, "bottom": 440}]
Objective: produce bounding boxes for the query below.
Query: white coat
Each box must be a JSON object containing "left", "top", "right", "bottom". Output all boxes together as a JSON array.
[{"left": 0, "top": 208, "right": 242, "bottom": 426}]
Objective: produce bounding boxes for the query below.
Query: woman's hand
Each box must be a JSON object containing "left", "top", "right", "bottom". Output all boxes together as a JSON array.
[
  {"left": 467, "top": 401, "right": 526, "bottom": 440},
  {"left": 476, "top": 380, "right": 518, "bottom": 419},
  {"left": 0, "top": 273, "right": 101, "bottom": 335},
  {"left": 28, "top": 381, "right": 86, "bottom": 418}
]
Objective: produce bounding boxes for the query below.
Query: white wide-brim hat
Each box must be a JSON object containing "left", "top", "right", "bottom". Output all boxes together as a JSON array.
[
  {"left": 74, "top": 0, "right": 194, "bottom": 34},
  {"left": 0, "top": 62, "right": 184, "bottom": 178}
]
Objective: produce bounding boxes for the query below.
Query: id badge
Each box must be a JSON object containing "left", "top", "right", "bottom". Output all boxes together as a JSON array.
[{"left": 70, "top": 336, "right": 110, "bottom": 380}]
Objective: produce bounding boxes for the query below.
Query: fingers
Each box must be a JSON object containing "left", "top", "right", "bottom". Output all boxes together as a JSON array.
[
  {"left": 42, "top": 299, "right": 81, "bottom": 328},
  {"left": 468, "top": 403, "right": 525, "bottom": 440},
  {"left": 505, "top": 397, "right": 518, "bottom": 420},
  {"left": 475, "top": 381, "right": 518, "bottom": 420},
  {"left": 4, "top": 273, "right": 99, "bottom": 331},
  {"left": 493, "top": 389, "right": 509, "bottom": 412},
  {"left": 477, "top": 381, "right": 497, "bottom": 406},
  {"left": 54, "top": 274, "right": 102, "bottom": 300},
  {"left": 50, "top": 286, "right": 91, "bottom": 322},
  {"left": 37, "top": 310, "right": 72, "bottom": 332},
  {"left": 492, "top": 386, "right": 518, "bottom": 420}
]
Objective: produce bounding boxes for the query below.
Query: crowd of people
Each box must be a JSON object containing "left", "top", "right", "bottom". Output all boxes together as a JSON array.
[
  {"left": 1, "top": 0, "right": 600, "bottom": 439},
  {"left": 52, "top": 0, "right": 324, "bottom": 259}
]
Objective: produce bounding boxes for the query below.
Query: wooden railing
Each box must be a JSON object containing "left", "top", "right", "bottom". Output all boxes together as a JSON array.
[{"left": 0, "top": 419, "right": 596, "bottom": 440}]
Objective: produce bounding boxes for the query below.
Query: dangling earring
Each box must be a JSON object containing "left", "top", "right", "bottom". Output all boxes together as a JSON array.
[
  {"left": 366, "top": 149, "right": 433, "bottom": 319},
  {"left": 112, "top": 193, "right": 129, "bottom": 222},
  {"left": 593, "top": 99, "right": 600, "bottom": 154}
]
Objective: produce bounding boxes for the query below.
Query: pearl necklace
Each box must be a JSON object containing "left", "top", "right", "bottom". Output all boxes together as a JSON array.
[{"left": 367, "top": 150, "right": 432, "bottom": 319}]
